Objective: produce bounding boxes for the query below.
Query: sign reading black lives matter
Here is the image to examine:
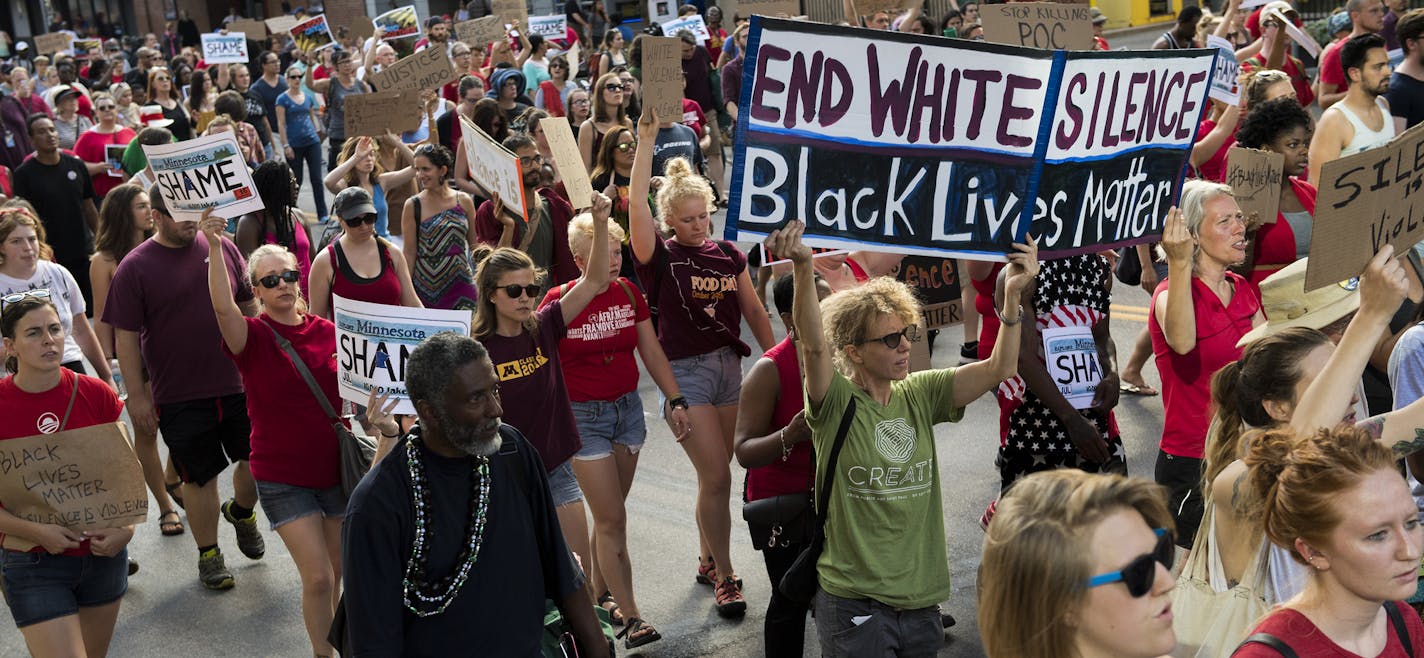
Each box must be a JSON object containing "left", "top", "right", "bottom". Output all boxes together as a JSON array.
[{"left": 727, "top": 18, "right": 1217, "bottom": 260}]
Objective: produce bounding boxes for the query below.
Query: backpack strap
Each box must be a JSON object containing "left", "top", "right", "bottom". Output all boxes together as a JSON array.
[
  {"left": 1387, "top": 601, "right": 1415, "bottom": 658},
  {"left": 613, "top": 278, "right": 636, "bottom": 307},
  {"left": 1238, "top": 633, "right": 1299, "bottom": 658}
]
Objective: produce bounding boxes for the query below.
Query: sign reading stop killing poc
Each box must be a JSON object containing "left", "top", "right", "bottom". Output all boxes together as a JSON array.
[
  {"left": 143, "top": 132, "right": 263, "bottom": 222},
  {"left": 334, "top": 296, "right": 473, "bottom": 414},
  {"left": 728, "top": 18, "right": 1217, "bottom": 260}
]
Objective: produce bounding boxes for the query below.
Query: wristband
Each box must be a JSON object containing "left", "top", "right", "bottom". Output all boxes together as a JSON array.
[
  {"left": 668, "top": 395, "right": 689, "bottom": 411},
  {"left": 380, "top": 430, "right": 402, "bottom": 438},
  {"left": 997, "top": 304, "right": 1023, "bottom": 326}
]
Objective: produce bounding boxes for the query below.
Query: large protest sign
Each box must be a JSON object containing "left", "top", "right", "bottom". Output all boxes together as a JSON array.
[
  {"left": 892, "top": 255, "right": 963, "bottom": 329},
  {"left": 368, "top": 45, "right": 458, "bottom": 92},
  {"left": 528, "top": 14, "right": 568, "bottom": 39},
  {"left": 981, "top": 3, "right": 1093, "bottom": 51},
  {"left": 34, "top": 32, "right": 74, "bottom": 55},
  {"left": 541, "top": 117, "right": 594, "bottom": 208},
  {"left": 492, "top": 0, "right": 529, "bottom": 26},
  {"left": 1206, "top": 35, "right": 1240, "bottom": 105},
  {"left": 1225, "top": 147, "right": 1283, "bottom": 224},
  {"left": 290, "top": 14, "right": 335, "bottom": 52},
  {"left": 738, "top": 0, "right": 801, "bottom": 17},
  {"left": 266, "top": 15, "right": 300, "bottom": 35},
  {"left": 728, "top": 18, "right": 1215, "bottom": 261},
  {"left": 642, "top": 36, "right": 685, "bottom": 123},
  {"left": 460, "top": 116, "right": 528, "bottom": 222},
  {"left": 143, "top": 132, "right": 264, "bottom": 222},
  {"left": 455, "top": 15, "right": 505, "bottom": 47},
  {"left": 228, "top": 18, "right": 268, "bottom": 38},
  {"left": 662, "top": 15, "right": 712, "bottom": 42},
  {"left": 1305, "top": 121, "right": 1424, "bottom": 291},
  {"left": 202, "top": 33, "right": 250, "bottom": 64},
  {"left": 345, "top": 91, "right": 424, "bottom": 136},
  {"left": 334, "top": 296, "right": 472, "bottom": 414},
  {"left": 374, "top": 5, "right": 422, "bottom": 41},
  {"left": 0, "top": 423, "right": 148, "bottom": 552},
  {"left": 1041, "top": 325, "right": 1102, "bottom": 408}
]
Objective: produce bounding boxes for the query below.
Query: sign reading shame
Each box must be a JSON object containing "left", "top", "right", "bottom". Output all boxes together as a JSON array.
[
  {"left": 1206, "top": 35, "right": 1240, "bottom": 105},
  {"left": 1305, "top": 121, "right": 1424, "bottom": 291},
  {"left": 334, "top": 296, "right": 472, "bottom": 414},
  {"left": 143, "top": 132, "right": 264, "bottom": 222},
  {"left": 201, "top": 33, "right": 250, "bottom": 64},
  {"left": 728, "top": 18, "right": 1215, "bottom": 260},
  {"left": 981, "top": 3, "right": 1093, "bottom": 52},
  {"left": 0, "top": 422, "right": 148, "bottom": 552}
]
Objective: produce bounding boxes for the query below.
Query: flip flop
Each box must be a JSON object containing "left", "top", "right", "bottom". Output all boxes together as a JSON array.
[
  {"left": 1119, "top": 382, "right": 1159, "bottom": 397},
  {"left": 159, "top": 510, "right": 185, "bottom": 536}
]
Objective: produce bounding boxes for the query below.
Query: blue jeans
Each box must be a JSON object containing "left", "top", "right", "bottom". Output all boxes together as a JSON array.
[
  {"left": 287, "top": 141, "right": 327, "bottom": 219},
  {"left": 1, "top": 549, "right": 129, "bottom": 628}
]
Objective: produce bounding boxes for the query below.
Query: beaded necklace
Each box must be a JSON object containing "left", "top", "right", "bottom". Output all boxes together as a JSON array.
[{"left": 402, "top": 435, "right": 491, "bottom": 617}]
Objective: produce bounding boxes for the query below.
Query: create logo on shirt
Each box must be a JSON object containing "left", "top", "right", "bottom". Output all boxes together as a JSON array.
[
  {"left": 874, "top": 419, "right": 915, "bottom": 464},
  {"left": 494, "top": 348, "right": 549, "bottom": 381},
  {"left": 844, "top": 416, "right": 933, "bottom": 502},
  {"left": 36, "top": 412, "right": 60, "bottom": 434}
]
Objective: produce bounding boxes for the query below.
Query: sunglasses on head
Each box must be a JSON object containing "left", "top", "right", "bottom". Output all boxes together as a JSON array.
[
  {"left": 500, "top": 284, "right": 541, "bottom": 299},
  {"left": 343, "top": 213, "right": 377, "bottom": 228},
  {"left": 0, "top": 289, "right": 51, "bottom": 314},
  {"left": 861, "top": 325, "right": 921, "bottom": 349},
  {"left": 1086, "top": 528, "right": 1174, "bottom": 597},
  {"left": 257, "top": 270, "right": 301, "bottom": 289}
]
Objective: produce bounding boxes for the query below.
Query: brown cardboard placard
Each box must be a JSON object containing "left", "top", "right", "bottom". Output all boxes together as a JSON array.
[
  {"left": 492, "top": 0, "right": 529, "bottom": 28},
  {"left": 1225, "top": 147, "right": 1284, "bottom": 225},
  {"left": 228, "top": 18, "right": 269, "bottom": 38},
  {"left": 737, "top": 0, "right": 801, "bottom": 17},
  {"left": 266, "top": 15, "right": 301, "bottom": 36},
  {"left": 640, "top": 36, "right": 684, "bottom": 124},
  {"left": 853, "top": 0, "right": 904, "bottom": 18},
  {"left": 540, "top": 117, "right": 594, "bottom": 209},
  {"left": 34, "top": 32, "right": 74, "bottom": 56},
  {"left": 0, "top": 422, "right": 148, "bottom": 552},
  {"left": 455, "top": 15, "right": 505, "bottom": 48},
  {"left": 344, "top": 91, "right": 424, "bottom": 136},
  {"left": 367, "top": 45, "right": 458, "bottom": 93},
  {"left": 348, "top": 21, "right": 376, "bottom": 40},
  {"left": 1305, "top": 121, "right": 1424, "bottom": 291},
  {"left": 981, "top": 2, "right": 1094, "bottom": 51}
]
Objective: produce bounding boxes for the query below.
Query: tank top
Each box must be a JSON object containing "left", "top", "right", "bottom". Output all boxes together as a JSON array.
[
  {"left": 329, "top": 239, "right": 403, "bottom": 307},
  {"left": 1338, "top": 96, "right": 1396, "bottom": 156},
  {"left": 972, "top": 263, "right": 1005, "bottom": 361},
  {"left": 745, "top": 335, "right": 813, "bottom": 501},
  {"left": 265, "top": 212, "right": 313, "bottom": 294},
  {"left": 326, "top": 77, "right": 363, "bottom": 141}
]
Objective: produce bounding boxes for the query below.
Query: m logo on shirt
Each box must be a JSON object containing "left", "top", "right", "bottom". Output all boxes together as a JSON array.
[
  {"left": 36, "top": 412, "right": 60, "bottom": 434},
  {"left": 874, "top": 418, "right": 916, "bottom": 464},
  {"left": 495, "top": 349, "right": 549, "bottom": 381}
]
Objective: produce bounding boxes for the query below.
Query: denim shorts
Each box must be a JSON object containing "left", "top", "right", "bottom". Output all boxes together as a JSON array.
[
  {"left": 547, "top": 459, "right": 584, "bottom": 508},
  {"left": 573, "top": 391, "right": 647, "bottom": 460},
  {"left": 668, "top": 346, "right": 743, "bottom": 408},
  {"left": 256, "top": 480, "right": 349, "bottom": 531},
  {"left": 1, "top": 549, "right": 128, "bottom": 628}
]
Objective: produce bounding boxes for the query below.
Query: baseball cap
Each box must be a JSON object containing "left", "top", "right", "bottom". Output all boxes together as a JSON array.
[
  {"left": 1090, "top": 7, "right": 1107, "bottom": 25},
  {"left": 331, "top": 187, "right": 377, "bottom": 221}
]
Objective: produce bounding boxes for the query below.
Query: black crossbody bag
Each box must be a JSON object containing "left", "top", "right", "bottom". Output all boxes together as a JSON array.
[{"left": 778, "top": 398, "right": 857, "bottom": 605}]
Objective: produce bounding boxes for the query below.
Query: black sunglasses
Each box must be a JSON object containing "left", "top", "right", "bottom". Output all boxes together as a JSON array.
[
  {"left": 603, "top": 83, "right": 625, "bottom": 92},
  {"left": 500, "top": 284, "right": 541, "bottom": 299},
  {"left": 343, "top": 213, "right": 377, "bottom": 227},
  {"left": 257, "top": 270, "right": 301, "bottom": 289},
  {"left": 1086, "top": 528, "right": 1174, "bottom": 597},
  {"left": 861, "top": 325, "right": 921, "bottom": 349}
]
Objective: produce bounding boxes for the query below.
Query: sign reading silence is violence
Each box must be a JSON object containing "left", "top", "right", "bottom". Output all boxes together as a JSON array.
[{"left": 726, "top": 17, "right": 1219, "bottom": 262}]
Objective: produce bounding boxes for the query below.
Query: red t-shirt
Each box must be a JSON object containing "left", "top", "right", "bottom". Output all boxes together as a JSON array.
[
  {"left": 1248, "top": 178, "right": 1317, "bottom": 285},
  {"left": 634, "top": 238, "right": 752, "bottom": 361},
  {"left": 224, "top": 315, "right": 342, "bottom": 488},
  {"left": 0, "top": 369, "right": 124, "bottom": 556},
  {"left": 1149, "top": 272, "right": 1261, "bottom": 458},
  {"left": 1233, "top": 604, "right": 1424, "bottom": 656},
  {"left": 1242, "top": 54, "right": 1316, "bottom": 108},
  {"left": 72, "top": 127, "right": 135, "bottom": 199},
  {"left": 479, "top": 301, "right": 582, "bottom": 472},
  {"left": 745, "top": 336, "right": 814, "bottom": 501},
  {"left": 540, "top": 278, "right": 650, "bottom": 402},
  {"left": 1195, "top": 118, "right": 1236, "bottom": 183},
  {"left": 680, "top": 98, "right": 706, "bottom": 138},
  {"left": 1319, "top": 38, "right": 1350, "bottom": 96}
]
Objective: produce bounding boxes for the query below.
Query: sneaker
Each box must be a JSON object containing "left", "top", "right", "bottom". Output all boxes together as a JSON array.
[
  {"left": 222, "top": 499, "right": 265, "bottom": 560},
  {"left": 714, "top": 576, "right": 747, "bottom": 617},
  {"left": 128, "top": 557, "right": 140, "bottom": 576},
  {"left": 198, "top": 548, "right": 235, "bottom": 590},
  {"left": 959, "top": 341, "right": 980, "bottom": 364}
]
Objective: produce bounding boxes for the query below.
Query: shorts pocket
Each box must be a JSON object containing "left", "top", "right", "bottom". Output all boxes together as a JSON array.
[
  {"left": 2, "top": 551, "right": 42, "bottom": 569},
  {"left": 828, "top": 611, "right": 885, "bottom": 656}
]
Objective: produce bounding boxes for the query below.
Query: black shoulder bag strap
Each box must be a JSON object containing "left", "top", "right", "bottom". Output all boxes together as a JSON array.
[
  {"left": 259, "top": 320, "right": 341, "bottom": 425},
  {"left": 814, "top": 397, "right": 858, "bottom": 521},
  {"left": 1388, "top": 600, "right": 1416, "bottom": 658},
  {"left": 1238, "top": 633, "right": 1298, "bottom": 658}
]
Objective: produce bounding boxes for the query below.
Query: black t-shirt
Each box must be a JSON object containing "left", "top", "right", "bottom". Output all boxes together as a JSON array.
[
  {"left": 341, "top": 425, "right": 584, "bottom": 656},
  {"left": 12, "top": 153, "right": 95, "bottom": 264},
  {"left": 565, "top": 0, "right": 586, "bottom": 23},
  {"left": 1388, "top": 72, "right": 1424, "bottom": 132}
]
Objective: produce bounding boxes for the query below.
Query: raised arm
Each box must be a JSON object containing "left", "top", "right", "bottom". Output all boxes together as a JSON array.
[
  {"left": 324, "top": 136, "right": 369, "bottom": 193},
  {"left": 375, "top": 136, "right": 418, "bottom": 190},
  {"left": 202, "top": 209, "right": 250, "bottom": 355},
  {"left": 305, "top": 59, "right": 331, "bottom": 95},
  {"left": 1153, "top": 207, "right": 1198, "bottom": 354},
  {"left": 951, "top": 239, "right": 1037, "bottom": 408},
  {"left": 628, "top": 110, "right": 661, "bottom": 264},
  {"left": 767, "top": 221, "right": 832, "bottom": 407},
  {"left": 1190, "top": 102, "right": 1240, "bottom": 168},
  {"left": 557, "top": 192, "right": 614, "bottom": 323}
]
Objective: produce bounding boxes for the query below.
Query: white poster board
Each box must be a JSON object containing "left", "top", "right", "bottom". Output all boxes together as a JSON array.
[
  {"left": 459, "top": 115, "right": 528, "bottom": 222},
  {"left": 1040, "top": 324, "right": 1101, "bottom": 410},
  {"left": 1207, "top": 35, "right": 1240, "bottom": 105},
  {"left": 201, "top": 33, "right": 250, "bottom": 64},
  {"left": 527, "top": 14, "right": 568, "bottom": 39},
  {"left": 142, "top": 132, "right": 264, "bottom": 222},
  {"left": 660, "top": 14, "right": 711, "bottom": 42},
  {"left": 333, "top": 296, "right": 473, "bottom": 415}
]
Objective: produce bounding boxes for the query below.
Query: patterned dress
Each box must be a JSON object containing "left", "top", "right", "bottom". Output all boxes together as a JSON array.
[
  {"left": 412, "top": 202, "right": 479, "bottom": 310},
  {"left": 994, "top": 254, "right": 1125, "bottom": 492}
]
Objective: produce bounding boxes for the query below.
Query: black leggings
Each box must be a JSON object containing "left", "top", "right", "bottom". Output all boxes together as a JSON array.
[{"left": 750, "top": 529, "right": 811, "bottom": 657}]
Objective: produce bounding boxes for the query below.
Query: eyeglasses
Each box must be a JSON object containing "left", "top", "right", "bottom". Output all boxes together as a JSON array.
[
  {"left": 257, "top": 270, "right": 301, "bottom": 289},
  {"left": 95, "top": 104, "right": 116, "bottom": 110},
  {"left": 519, "top": 154, "right": 544, "bottom": 166},
  {"left": 500, "top": 284, "right": 541, "bottom": 299},
  {"left": 615, "top": 141, "right": 637, "bottom": 152},
  {"left": 603, "top": 83, "right": 626, "bottom": 92},
  {"left": 153, "top": 76, "right": 170, "bottom": 82},
  {"left": 0, "top": 289, "right": 50, "bottom": 314},
  {"left": 572, "top": 98, "right": 590, "bottom": 105},
  {"left": 860, "top": 325, "right": 921, "bottom": 349},
  {"left": 343, "top": 213, "right": 377, "bottom": 227},
  {"left": 1086, "top": 528, "right": 1174, "bottom": 597}
]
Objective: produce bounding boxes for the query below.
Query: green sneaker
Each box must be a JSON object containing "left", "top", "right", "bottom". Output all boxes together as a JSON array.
[
  {"left": 221, "top": 499, "right": 265, "bottom": 560},
  {"left": 198, "top": 548, "right": 234, "bottom": 590}
]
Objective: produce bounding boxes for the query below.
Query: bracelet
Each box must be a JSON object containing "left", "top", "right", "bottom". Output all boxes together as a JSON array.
[
  {"left": 380, "top": 430, "right": 401, "bottom": 439},
  {"left": 778, "top": 427, "right": 793, "bottom": 462},
  {"left": 997, "top": 304, "right": 1023, "bottom": 326},
  {"left": 668, "top": 395, "right": 689, "bottom": 411}
]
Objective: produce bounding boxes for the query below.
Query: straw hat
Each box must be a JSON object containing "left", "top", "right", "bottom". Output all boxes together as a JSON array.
[{"left": 1237, "top": 257, "right": 1360, "bottom": 346}]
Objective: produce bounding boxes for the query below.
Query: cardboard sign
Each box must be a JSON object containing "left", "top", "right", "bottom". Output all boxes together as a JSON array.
[
  {"left": 368, "top": 45, "right": 458, "bottom": 92},
  {"left": 662, "top": 15, "right": 712, "bottom": 42},
  {"left": 1041, "top": 324, "right": 1101, "bottom": 409},
  {"left": 266, "top": 15, "right": 300, "bottom": 36},
  {"left": 460, "top": 115, "right": 528, "bottom": 222},
  {"left": 349, "top": 21, "right": 377, "bottom": 40},
  {"left": 981, "top": 2, "right": 1094, "bottom": 51},
  {"left": 853, "top": 0, "right": 905, "bottom": 18},
  {"left": 334, "top": 296, "right": 472, "bottom": 414},
  {"left": 738, "top": 0, "right": 801, "bottom": 18},
  {"left": 893, "top": 254, "right": 963, "bottom": 329},
  {"left": 540, "top": 117, "right": 594, "bottom": 209},
  {"left": 202, "top": 33, "right": 250, "bottom": 64},
  {"left": 34, "top": 32, "right": 74, "bottom": 56},
  {"left": 492, "top": 0, "right": 529, "bottom": 27},
  {"left": 105, "top": 144, "right": 125, "bottom": 178},
  {"left": 565, "top": 41, "right": 582, "bottom": 71},
  {"left": 142, "top": 132, "right": 265, "bottom": 222},
  {"left": 345, "top": 91, "right": 425, "bottom": 136},
  {"left": 528, "top": 14, "right": 568, "bottom": 39},
  {"left": 1305, "top": 121, "right": 1424, "bottom": 291},
  {"left": 374, "top": 5, "right": 422, "bottom": 41},
  {"left": 228, "top": 18, "right": 268, "bottom": 38},
  {"left": 1225, "top": 147, "right": 1283, "bottom": 224},
  {"left": 72, "top": 38, "right": 103, "bottom": 59},
  {"left": 291, "top": 14, "right": 336, "bottom": 52},
  {"left": 1273, "top": 8, "right": 1320, "bottom": 59},
  {"left": 0, "top": 422, "right": 148, "bottom": 552},
  {"left": 727, "top": 17, "right": 1215, "bottom": 261},
  {"left": 455, "top": 15, "right": 505, "bottom": 47},
  {"left": 1207, "top": 34, "right": 1240, "bottom": 105},
  {"left": 641, "top": 36, "right": 684, "bottom": 124},
  {"left": 1240, "top": 0, "right": 1271, "bottom": 8}
]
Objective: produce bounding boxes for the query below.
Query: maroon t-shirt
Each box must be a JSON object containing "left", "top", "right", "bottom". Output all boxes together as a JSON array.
[
  {"left": 635, "top": 238, "right": 750, "bottom": 361},
  {"left": 102, "top": 234, "right": 255, "bottom": 405},
  {"left": 479, "top": 300, "right": 581, "bottom": 472}
]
